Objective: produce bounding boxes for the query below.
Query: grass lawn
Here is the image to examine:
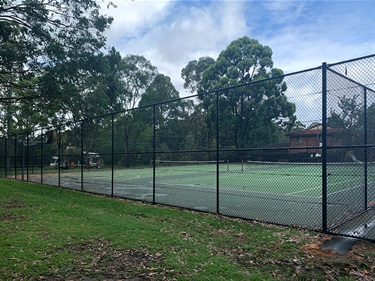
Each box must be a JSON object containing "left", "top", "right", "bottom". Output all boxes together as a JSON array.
[{"left": 1, "top": 178, "right": 375, "bottom": 280}]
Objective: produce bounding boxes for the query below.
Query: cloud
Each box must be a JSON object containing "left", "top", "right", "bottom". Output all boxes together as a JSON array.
[
  {"left": 105, "top": 1, "right": 249, "bottom": 95},
  {"left": 102, "top": 0, "right": 173, "bottom": 44},
  {"left": 102, "top": 0, "right": 374, "bottom": 101},
  {"left": 257, "top": 1, "right": 375, "bottom": 73},
  {"left": 261, "top": 1, "right": 308, "bottom": 25}
]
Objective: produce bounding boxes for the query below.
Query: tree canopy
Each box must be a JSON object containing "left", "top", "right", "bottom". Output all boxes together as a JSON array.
[
  {"left": 0, "top": 0, "right": 113, "bottom": 74},
  {"left": 1, "top": 17, "right": 301, "bottom": 164},
  {"left": 0, "top": 0, "right": 113, "bottom": 105},
  {"left": 0, "top": 0, "right": 115, "bottom": 136},
  {"left": 182, "top": 36, "right": 296, "bottom": 149}
]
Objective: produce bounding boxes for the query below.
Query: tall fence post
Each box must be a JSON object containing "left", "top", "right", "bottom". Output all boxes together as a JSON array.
[
  {"left": 81, "top": 121, "right": 84, "bottom": 192},
  {"left": 14, "top": 135, "right": 17, "bottom": 180},
  {"left": 216, "top": 91, "right": 220, "bottom": 214},
  {"left": 364, "top": 88, "right": 368, "bottom": 210},
  {"left": 26, "top": 133, "right": 29, "bottom": 181},
  {"left": 111, "top": 113, "right": 114, "bottom": 197},
  {"left": 153, "top": 105, "right": 156, "bottom": 204},
  {"left": 4, "top": 136, "right": 7, "bottom": 178},
  {"left": 40, "top": 128, "right": 44, "bottom": 185},
  {"left": 58, "top": 125, "right": 61, "bottom": 187},
  {"left": 322, "top": 62, "right": 328, "bottom": 233}
]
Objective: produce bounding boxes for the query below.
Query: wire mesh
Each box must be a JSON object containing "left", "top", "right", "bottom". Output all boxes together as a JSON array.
[
  {"left": 325, "top": 55, "right": 375, "bottom": 238},
  {"left": 1, "top": 54, "right": 375, "bottom": 240}
]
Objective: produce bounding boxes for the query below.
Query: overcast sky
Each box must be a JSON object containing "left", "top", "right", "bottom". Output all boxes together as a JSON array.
[{"left": 101, "top": 0, "right": 375, "bottom": 97}]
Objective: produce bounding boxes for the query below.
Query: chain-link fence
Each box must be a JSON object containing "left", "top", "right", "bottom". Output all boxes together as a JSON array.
[{"left": 1, "top": 54, "right": 375, "bottom": 240}]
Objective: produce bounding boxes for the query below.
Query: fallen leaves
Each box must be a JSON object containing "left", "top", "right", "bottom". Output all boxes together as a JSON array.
[{"left": 37, "top": 239, "right": 169, "bottom": 281}]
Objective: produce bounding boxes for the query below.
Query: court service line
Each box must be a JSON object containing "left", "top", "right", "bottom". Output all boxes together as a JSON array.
[
  {"left": 286, "top": 186, "right": 321, "bottom": 196},
  {"left": 286, "top": 178, "right": 360, "bottom": 196},
  {"left": 328, "top": 180, "right": 375, "bottom": 197}
]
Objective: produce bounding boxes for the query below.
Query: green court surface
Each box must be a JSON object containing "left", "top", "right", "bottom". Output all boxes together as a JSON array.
[
  {"left": 12, "top": 161, "right": 375, "bottom": 231},
  {"left": 50, "top": 161, "right": 375, "bottom": 200}
]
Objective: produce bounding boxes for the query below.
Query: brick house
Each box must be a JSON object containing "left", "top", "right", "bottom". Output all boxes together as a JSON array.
[{"left": 288, "top": 124, "right": 343, "bottom": 161}]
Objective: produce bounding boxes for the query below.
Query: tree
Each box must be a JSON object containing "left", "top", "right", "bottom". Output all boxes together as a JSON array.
[
  {"left": 120, "top": 55, "right": 158, "bottom": 111},
  {"left": 60, "top": 48, "right": 124, "bottom": 122},
  {"left": 327, "top": 94, "right": 363, "bottom": 145},
  {"left": 0, "top": 0, "right": 113, "bottom": 102},
  {"left": 139, "top": 74, "right": 194, "bottom": 153},
  {"left": 0, "top": 0, "right": 114, "bottom": 139},
  {"left": 182, "top": 36, "right": 296, "bottom": 149},
  {"left": 112, "top": 55, "right": 158, "bottom": 166},
  {"left": 326, "top": 93, "right": 367, "bottom": 162},
  {"left": 181, "top": 56, "right": 215, "bottom": 94}
]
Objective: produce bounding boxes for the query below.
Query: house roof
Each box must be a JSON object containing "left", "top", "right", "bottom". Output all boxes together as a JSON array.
[{"left": 289, "top": 124, "right": 342, "bottom": 137}]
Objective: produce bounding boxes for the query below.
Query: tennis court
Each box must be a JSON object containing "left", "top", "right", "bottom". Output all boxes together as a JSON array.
[{"left": 36, "top": 160, "right": 375, "bottom": 230}]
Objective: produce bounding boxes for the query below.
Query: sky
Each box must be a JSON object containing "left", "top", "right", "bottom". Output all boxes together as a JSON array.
[{"left": 101, "top": 0, "right": 375, "bottom": 100}]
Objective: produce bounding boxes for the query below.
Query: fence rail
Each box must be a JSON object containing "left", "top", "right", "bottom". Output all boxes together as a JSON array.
[{"left": 1, "top": 54, "right": 375, "bottom": 240}]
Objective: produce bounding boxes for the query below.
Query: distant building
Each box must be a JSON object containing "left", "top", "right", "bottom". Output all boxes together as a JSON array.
[
  {"left": 288, "top": 124, "right": 343, "bottom": 161},
  {"left": 247, "top": 124, "right": 344, "bottom": 162},
  {"left": 289, "top": 124, "right": 342, "bottom": 151}
]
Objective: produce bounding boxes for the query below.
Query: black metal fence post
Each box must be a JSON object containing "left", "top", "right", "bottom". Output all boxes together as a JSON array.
[
  {"left": 364, "top": 88, "right": 368, "bottom": 210},
  {"left": 216, "top": 91, "right": 220, "bottom": 214},
  {"left": 40, "top": 128, "right": 43, "bottom": 185},
  {"left": 14, "top": 135, "right": 17, "bottom": 180},
  {"left": 81, "top": 121, "right": 84, "bottom": 192},
  {"left": 111, "top": 113, "right": 114, "bottom": 197},
  {"left": 153, "top": 105, "right": 156, "bottom": 204},
  {"left": 58, "top": 125, "right": 61, "bottom": 187},
  {"left": 111, "top": 113, "right": 115, "bottom": 197},
  {"left": 26, "top": 133, "right": 29, "bottom": 181},
  {"left": 4, "top": 136, "right": 7, "bottom": 178},
  {"left": 322, "top": 62, "right": 328, "bottom": 233}
]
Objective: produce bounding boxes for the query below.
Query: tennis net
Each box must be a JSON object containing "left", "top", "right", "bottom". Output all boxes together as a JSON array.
[
  {"left": 153, "top": 160, "right": 228, "bottom": 172},
  {"left": 229, "top": 160, "right": 375, "bottom": 177}
]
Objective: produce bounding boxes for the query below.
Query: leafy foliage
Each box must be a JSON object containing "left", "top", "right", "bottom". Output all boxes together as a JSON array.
[
  {"left": 0, "top": 0, "right": 114, "bottom": 136},
  {"left": 182, "top": 36, "right": 296, "bottom": 149}
]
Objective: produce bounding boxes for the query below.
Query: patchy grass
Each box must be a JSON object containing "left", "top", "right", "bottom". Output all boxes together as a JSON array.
[{"left": 1, "top": 178, "right": 375, "bottom": 280}]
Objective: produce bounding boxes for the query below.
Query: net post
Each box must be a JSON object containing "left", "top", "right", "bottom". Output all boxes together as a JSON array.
[{"left": 322, "top": 62, "right": 328, "bottom": 233}]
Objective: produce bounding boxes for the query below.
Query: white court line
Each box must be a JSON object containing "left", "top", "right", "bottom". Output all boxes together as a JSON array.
[
  {"left": 286, "top": 178, "right": 360, "bottom": 196},
  {"left": 327, "top": 181, "right": 374, "bottom": 197},
  {"left": 287, "top": 186, "right": 321, "bottom": 196},
  {"left": 113, "top": 174, "right": 140, "bottom": 181}
]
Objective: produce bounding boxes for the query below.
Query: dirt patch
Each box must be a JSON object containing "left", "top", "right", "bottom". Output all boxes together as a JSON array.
[
  {"left": 2, "top": 200, "right": 28, "bottom": 209},
  {"left": 1, "top": 200, "right": 29, "bottom": 222},
  {"left": 300, "top": 235, "right": 375, "bottom": 280},
  {"left": 0, "top": 212, "right": 27, "bottom": 222},
  {"left": 38, "top": 239, "right": 166, "bottom": 281}
]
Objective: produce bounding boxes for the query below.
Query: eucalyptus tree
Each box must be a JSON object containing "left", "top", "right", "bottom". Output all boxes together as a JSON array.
[
  {"left": 138, "top": 74, "right": 194, "bottom": 154},
  {"left": 182, "top": 36, "right": 296, "bottom": 149},
  {"left": 0, "top": 0, "right": 114, "bottom": 135},
  {"left": 120, "top": 55, "right": 158, "bottom": 111},
  {"left": 113, "top": 55, "right": 158, "bottom": 166},
  {"left": 327, "top": 94, "right": 365, "bottom": 146},
  {"left": 181, "top": 56, "right": 215, "bottom": 94}
]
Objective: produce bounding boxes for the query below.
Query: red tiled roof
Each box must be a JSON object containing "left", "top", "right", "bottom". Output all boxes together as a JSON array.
[{"left": 289, "top": 127, "right": 342, "bottom": 137}]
